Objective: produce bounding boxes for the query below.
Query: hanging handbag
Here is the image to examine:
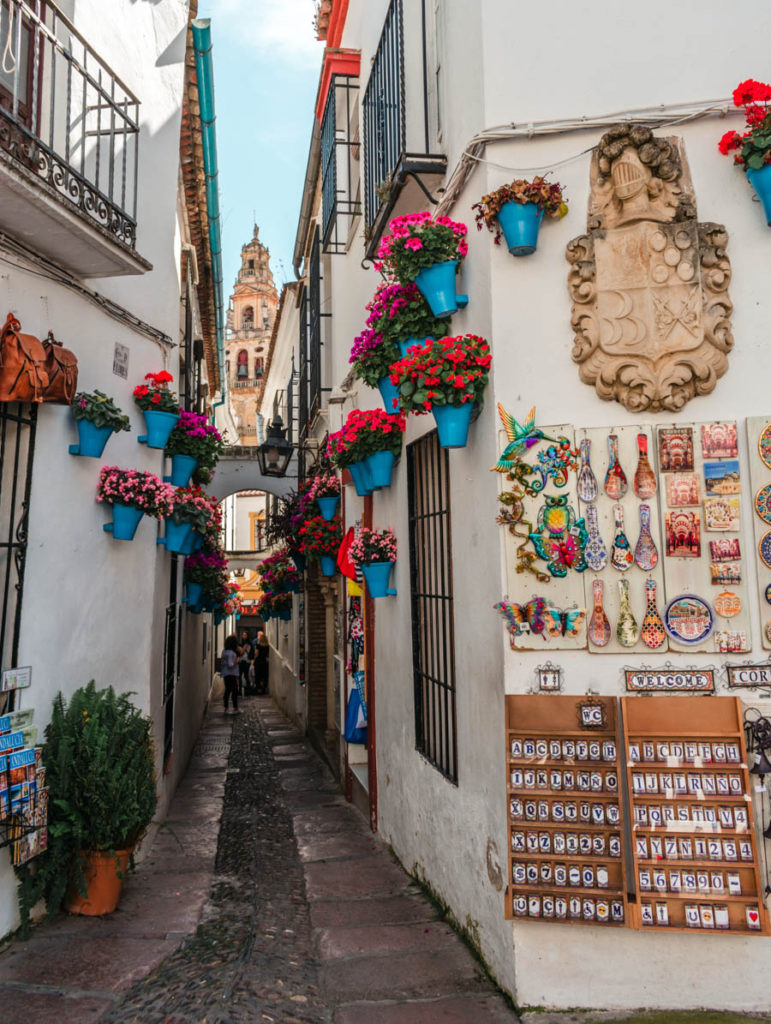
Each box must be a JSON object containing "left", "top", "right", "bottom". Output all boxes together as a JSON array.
[
  {"left": 344, "top": 687, "right": 367, "bottom": 744},
  {"left": 0, "top": 312, "right": 49, "bottom": 403},
  {"left": 41, "top": 330, "right": 78, "bottom": 404}
]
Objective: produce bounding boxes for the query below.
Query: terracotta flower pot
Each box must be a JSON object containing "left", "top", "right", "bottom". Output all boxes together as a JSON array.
[{"left": 66, "top": 849, "right": 131, "bottom": 916}]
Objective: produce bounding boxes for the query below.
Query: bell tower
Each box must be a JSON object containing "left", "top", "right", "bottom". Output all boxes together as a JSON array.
[{"left": 226, "top": 225, "right": 279, "bottom": 445}]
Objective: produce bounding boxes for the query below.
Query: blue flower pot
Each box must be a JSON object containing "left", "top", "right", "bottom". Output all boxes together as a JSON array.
[
  {"left": 377, "top": 376, "right": 401, "bottom": 414},
  {"left": 159, "top": 519, "right": 194, "bottom": 554},
  {"left": 103, "top": 502, "right": 144, "bottom": 541},
  {"left": 214, "top": 610, "right": 226, "bottom": 626},
  {"left": 278, "top": 607, "right": 291, "bottom": 621},
  {"left": 184, "top": 582, "right": 203, "bottom": 606},
  {"left": 69, "top": 419, "right": 114, "bottom": 458},
  {"left": 137, "top": 409, "right": 179, "bottom": 449},
  {"left": 496, "top": 200, "right": 543, "bottom": 255},
  {"left": 432, "top": 402, "right": 474, "bottom": 449},
  {"left": 747, "top": 164, "right": 771, "bottom": 224},
  {"left": 399, "top": 336, "right": 433, "bottom": 359},
  {"left": 320, "top": 554, "right": 337, "bottom": 577},
  {"left": 361, "top": 561, "right": 397, "bottom": 598},
  {"left": 191, "top": 530, "right": 205, "bottom": 553},
  {"left": 348, "top": 460, "right": 373, "bottom": 497},
  {"left": 365, "top": 449, "right": 395, "bottom": 488},
  {"left": 164, "top": 453, "right": 198, "bottom": 487},
  {"left": 414, "top": 260, "right": 468, "bottom": 318},
  {"left": 290, "top": 551, "right": 307, "bottom": 573},
  {"left": 317, "top": 495, "right": 340, "bottom": 521},
  {"left": 262, "top": 609, "right": 273, "bottom": 621}
]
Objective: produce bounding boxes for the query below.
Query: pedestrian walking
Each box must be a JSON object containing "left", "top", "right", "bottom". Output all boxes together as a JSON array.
[
  {"left": 237, "top": 630, "right": 251, "bottom": 696},
  {"left": 220, "top": 634, "right": 241, "bottom": 714},
  {"left": 254, "top": 631, "right": 270, "bottom": 695}
]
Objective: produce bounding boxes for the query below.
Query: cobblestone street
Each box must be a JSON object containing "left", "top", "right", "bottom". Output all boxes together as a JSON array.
[{"left": 0, "top": 698, "right": 520, "bottom": 1023}]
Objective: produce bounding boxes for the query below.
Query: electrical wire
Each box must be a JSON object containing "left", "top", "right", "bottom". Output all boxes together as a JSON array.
[
  {"left": 434, "top": 98, "right": 737, "bottom": 216},
  {"left": 0, "top": 232, "right": 174, "bottom": 351}
]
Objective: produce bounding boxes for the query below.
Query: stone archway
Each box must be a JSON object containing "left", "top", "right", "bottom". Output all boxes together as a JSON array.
[{"left": 210, "top": 446, "right": 297, "bottom": 502}]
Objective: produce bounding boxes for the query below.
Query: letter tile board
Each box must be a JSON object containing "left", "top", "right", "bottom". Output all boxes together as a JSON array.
[
  {"left": 505, "top": 695, "right": 629, "bottom": 926},
  {"left": 505, "top": 695, "right": 769, "bottom": 934},
  {"left": 622, "top": 696, "right": 769, "bottom": 934},
  {"left": 745, "top": 417, "right": 771, "bottom": 650},
  {"left": 499, "top": 419, "right": 752, "bottom": 653}
]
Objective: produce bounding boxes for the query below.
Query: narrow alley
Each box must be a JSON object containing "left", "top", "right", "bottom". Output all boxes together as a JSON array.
[{"left": 0, "top": 699, "right": 519, "bottom": 1024}]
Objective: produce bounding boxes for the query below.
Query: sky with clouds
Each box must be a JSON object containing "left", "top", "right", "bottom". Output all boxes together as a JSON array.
[{"left": 196, "top": 0, "right": 324, "bottom": 296}]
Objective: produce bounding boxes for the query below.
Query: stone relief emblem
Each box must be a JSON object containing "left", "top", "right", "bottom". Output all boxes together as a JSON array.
[{"left": 567, "top": 125, "right": 733, "bottom": 413}]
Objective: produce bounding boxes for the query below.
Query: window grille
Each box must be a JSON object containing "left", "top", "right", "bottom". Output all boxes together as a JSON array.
[
  {"left": 407, "top": 429, "right": 457, "bottom": 783},
  {"left": 320, "top": 73, "right": 361, "bottom": 254},
  {"left": 363, "top": 0, "right": 404, "bottom": 229},
  {"left": 0, "top": 402, "right": 36, "bottom": 712},
  {"left": 298, "top": 289, "right": 309, "bottom": 445},
  {"left": 308, "top": 226, "right": 323, "bottom": 423}
]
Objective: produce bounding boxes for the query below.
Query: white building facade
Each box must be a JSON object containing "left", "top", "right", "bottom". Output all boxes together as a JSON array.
[
  {"left": 258, "top": 0, "right": 771, "bottom": 1011},
  {"left": 0, "top": 0, "right": 222, "bottom": 936}
]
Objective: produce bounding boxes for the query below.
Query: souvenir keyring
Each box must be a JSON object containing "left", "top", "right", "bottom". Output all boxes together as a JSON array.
[{"left": 759, "top": 423, "right": 771, "bottom": 469}]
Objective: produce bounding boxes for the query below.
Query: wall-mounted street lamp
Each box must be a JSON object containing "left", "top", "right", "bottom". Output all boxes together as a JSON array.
[{"left": 257, "top": 415, "right": 294, "bottom": 477}]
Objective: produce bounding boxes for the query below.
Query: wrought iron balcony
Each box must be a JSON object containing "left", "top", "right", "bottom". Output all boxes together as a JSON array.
[
  {"left": 362, "top": 0, "right": 446, "bottom": 262},
  {"left": 0, "top": 0, "right": 146, "bottom": 276},
  {"left": 321, "top": 73, "right": 361, "bottom": 254}
]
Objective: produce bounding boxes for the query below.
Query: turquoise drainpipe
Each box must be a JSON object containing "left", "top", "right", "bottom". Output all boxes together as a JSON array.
[{"left": 191, "top": 19, "right": 226, "bottom": 418}]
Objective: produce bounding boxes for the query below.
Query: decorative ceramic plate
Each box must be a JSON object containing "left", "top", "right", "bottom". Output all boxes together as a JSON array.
[
  {"left": 760, "top": 531, "right": 771, "bottom": 570},
  {"left": 759, "top": 424, "right": 771, "bottom": 469},
  {"left": 765, "top": 583, "right": 771, "bottom": 605},
  {"left": 664, "top": 594, "right": 714, "bottom": 645},
  {"left": 755, "top": 485, "right": 771, "bottom": 525}
]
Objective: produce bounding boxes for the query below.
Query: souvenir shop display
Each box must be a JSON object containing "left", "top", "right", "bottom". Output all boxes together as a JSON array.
[
  {"left": 622, "top": 696, "right": 768, "bottom": 934},
  {"left": 0, "top": 712, "right": 48, "bottom": 866},
  {"left": 747, "top": 417, "right": 771, "bottom": 650},
  {"left": 496, "top": 413, "right": 757, "bottom": 654},
  {"left": 506, "top": 695, "right": 628, "bottom": 926}
]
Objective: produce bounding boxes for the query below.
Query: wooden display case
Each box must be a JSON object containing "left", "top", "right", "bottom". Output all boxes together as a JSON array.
[
  {"left": 621, "top": 695, "right": 769, "bottom": 934},
  {"left": 505, "top": 694, "right": 629, "bottom": 926}
]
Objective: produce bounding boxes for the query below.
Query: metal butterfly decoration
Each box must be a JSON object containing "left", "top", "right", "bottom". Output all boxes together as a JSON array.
[{"left": 495, "top": 598, "right": 586, "bottom": 646}]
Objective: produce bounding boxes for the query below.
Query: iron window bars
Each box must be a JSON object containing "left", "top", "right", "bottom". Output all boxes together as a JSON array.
[
  {"left": 0, "top": 0, "right": 140, "bottom": 248},
  {"left": 363, "top": 0, "right": 404, "bottom": 231},
  {"left": 407, "top": 430, "right": 458, "bottom": 783},
  {"left": 320, "top": 73, "right": 361, "bottom": 254},
  {"left": 0, "top": 402, "right": 36, "bottom": 715}
]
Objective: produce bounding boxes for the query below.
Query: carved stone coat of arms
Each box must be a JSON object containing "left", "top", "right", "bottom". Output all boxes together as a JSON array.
[{"left": 567, "top": 126, "right": 733, "bottom": 413}]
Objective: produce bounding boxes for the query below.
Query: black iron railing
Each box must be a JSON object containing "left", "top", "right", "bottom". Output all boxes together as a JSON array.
[
  {"left": 0, "top": 402, "right": 36, "bottom": 712},
  {"left": 0, "top": 0, "right": 140, "bottom": 247},
  {"left": 363, "top": 0, "right": 404, "bottom": 229},
  {"left": 308, "top": 227, "right": 322, "bottom": 423},
  {"left": 407, "top": 430, "right": 457, "bottom": 784},
  {"left": 298, "top": 290, "right": 309, "bottom": 445},
  {"left": 321, "top": 73, "right": 361, "bottom": 254}
]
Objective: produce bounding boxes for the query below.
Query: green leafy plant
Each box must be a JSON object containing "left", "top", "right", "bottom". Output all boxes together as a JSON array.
[
  {"left": 327, "top": 409, "right": 405, "bottom": 467},
  {"left": 15, "top": 682, "right": 157, "bottom": 933},
  {"left": 165, "top": 411, "right": 226, "bottom": 481},
  {"left": 390, "top": 334, "right": 491, "bottom": 414},
  {"left": 72, "top": 390, "right": 131, "bottom": 432},
  {"left": 374, "top": 213, "right": 469, "bottom": 282},
  {"left": 718, "top": 79, "right": 771, "bottom": 171},
  {"left": 472, "top": 177, "right": 568, "bottom": 245}
]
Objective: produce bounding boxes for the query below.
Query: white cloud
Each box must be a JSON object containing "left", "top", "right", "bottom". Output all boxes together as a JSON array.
[{"left": 210, "top": 0, "right": 324, "bottom": 65}]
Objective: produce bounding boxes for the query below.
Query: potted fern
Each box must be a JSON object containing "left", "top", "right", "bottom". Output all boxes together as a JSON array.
[{"left": 15, "top": 682, "right": 157, "bottom": 929}]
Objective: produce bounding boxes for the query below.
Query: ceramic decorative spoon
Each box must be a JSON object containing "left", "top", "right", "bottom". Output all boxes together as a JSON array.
[
  {"left": 604, "top": 434, "right": 628, "bottom": 500},
  {"left": 583, "top": 502, "right": 607, "bottom": 571},
  {"left": 588, "top": 578, "right": 611, "bottom": 647},
  {"left": 616, "top": 578, "right": 640, "bottom": 647},
  {"left": 634, "top": 504, "right": 659, "bottom": 571},
  {"left": 610, "top": 504, "right": 634, "bottom": 571},
  {"left": 577, "top": 438, "right": 598, "bottom": 503},
  {"left": 633, "top": 433, "right": 657, "bottom": 500},
  {"left": 640, "top": 578, "right": 666, "bottom": 649}
]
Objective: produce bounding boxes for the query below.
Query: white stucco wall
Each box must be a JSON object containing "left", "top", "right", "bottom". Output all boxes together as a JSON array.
[
  {"left": 0, "top": 0, "right": 207, "bottom": 939},
  {"left": 314, "top": 0, "right": 771, "bottom": 1012}
]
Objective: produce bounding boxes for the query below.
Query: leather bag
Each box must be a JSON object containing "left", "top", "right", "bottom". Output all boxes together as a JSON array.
[
  {"left": 41, "top": 330, "right": 78, "bottom": 404},
  {"left": 0, "top": 312, "right": 48, "bottom": 403}
]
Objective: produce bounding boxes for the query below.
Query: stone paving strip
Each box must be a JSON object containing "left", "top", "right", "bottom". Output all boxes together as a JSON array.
[{"left": 0, "top": 698, "right": 521, "bottom": 1023}]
